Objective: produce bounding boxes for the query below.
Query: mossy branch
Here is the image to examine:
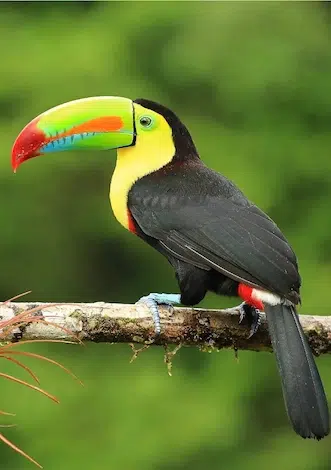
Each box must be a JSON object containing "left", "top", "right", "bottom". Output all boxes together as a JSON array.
[{"left": 1, "top": 302, "right": 331, "bottom": 355}]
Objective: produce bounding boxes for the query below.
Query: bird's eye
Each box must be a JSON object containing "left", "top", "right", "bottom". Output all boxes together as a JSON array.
[{"left": 139, "top": 116, "right": 153, "bottom": 128}]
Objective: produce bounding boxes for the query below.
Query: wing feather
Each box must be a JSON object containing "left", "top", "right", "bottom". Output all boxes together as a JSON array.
[{"left": 128, "top": 166, "right": 300, "bottom": 299}]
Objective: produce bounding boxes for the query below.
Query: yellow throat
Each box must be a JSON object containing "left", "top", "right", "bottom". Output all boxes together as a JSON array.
[{"left": 109, "top": 103, "right": 175, "bottom": 230}]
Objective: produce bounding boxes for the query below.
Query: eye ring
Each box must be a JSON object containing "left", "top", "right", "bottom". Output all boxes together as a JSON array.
[{"left": 139, "top": 116, "right": 153, "bottom": 128}]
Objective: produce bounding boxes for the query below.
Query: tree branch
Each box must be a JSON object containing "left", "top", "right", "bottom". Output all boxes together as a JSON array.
[{"left": 1, "top": 302, "right": 330, "bottom": 355}]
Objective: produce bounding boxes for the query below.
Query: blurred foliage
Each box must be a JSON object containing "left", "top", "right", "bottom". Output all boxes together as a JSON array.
[{"left": 1, "top": 1, "right": 331, "bottom": 469}]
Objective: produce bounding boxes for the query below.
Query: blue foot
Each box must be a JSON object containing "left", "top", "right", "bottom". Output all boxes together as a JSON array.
[{"left": 136, "top": 293, "right": 181, "bottom": 335}]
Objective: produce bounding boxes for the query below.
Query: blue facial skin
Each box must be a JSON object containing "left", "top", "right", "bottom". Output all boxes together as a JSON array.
[
  {"left": 40, "top": 132, "right": 96, "bottom": 153},
  {"left": 40, "top": 130, "right": 135, "bottom": 153}
]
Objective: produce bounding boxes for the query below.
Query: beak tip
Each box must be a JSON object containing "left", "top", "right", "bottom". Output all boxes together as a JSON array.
[
  {"left": 11, "top": 118, "right": 45, "bottom": 171},
  {"left": 12, "top": 161, "right": 18, "bottom": 173},
  {"left": 11, "top": 151, "right": 18, "bottom": 173},
  {"left": 11, "top": 143, "right": 23, "bottom": 172}
]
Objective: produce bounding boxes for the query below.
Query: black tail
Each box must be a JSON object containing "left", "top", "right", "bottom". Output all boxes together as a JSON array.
[{"left": 264, "top": 303, "right": 329, "bottom": 439}]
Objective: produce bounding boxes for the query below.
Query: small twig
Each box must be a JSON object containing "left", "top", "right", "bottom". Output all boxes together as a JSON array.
[
  {"left": 129, "top": 343, "right": 151, "bottom": 363},
  {"left": 163, "top": 344, "right": 182, "bottom": 376}
]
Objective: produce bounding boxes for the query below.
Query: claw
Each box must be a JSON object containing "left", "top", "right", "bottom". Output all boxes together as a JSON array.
[
  {"left": 238, "top": 302, "right": 246, "bottom": 324},
  {"left": 136, "top": 293, "right": 181, "bottom": 335},
  {"left": 238, "top": 302, "right": 261, "bottom": 338}
]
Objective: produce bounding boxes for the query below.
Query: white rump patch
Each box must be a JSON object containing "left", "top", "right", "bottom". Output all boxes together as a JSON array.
[{"left": 252, "top": 288, "right": 282, "bottom": 306}]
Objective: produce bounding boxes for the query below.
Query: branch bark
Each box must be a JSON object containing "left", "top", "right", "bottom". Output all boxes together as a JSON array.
[{"left": 1, "top": 302, "right": 331, "bottom": 355}]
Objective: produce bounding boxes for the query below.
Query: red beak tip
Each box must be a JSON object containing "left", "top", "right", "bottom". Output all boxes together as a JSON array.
[
  {"left": 11, "top": 117, "right": 45, "bottom": 171},
  {"left": 11, "top": 153, "right": 19, "bottom": 173}
]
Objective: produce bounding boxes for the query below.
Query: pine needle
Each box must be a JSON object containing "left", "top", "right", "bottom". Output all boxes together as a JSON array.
[
  {"left": 4, "top": 350, "right": 83, "bottom": 386},
  {"left": 0, "top": 293, "right": 81, "bottom": 467},
  {"left": 0, "top": 373, "right": 59, "bottom": 403},
  {"left": 0, "top": 355, "right": 40, "bottom": 384},
  {"left": 0, "top": 433, "right": 42, "bottom": 469}
]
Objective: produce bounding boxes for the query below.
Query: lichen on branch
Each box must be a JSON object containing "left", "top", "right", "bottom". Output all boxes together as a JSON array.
[{"left": 1, "top": 301, "right": 331, "bottom": 356}]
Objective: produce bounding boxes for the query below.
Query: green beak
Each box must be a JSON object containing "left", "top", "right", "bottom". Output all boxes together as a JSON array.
[{"left": 11, "top": 96, "right": 135, "bottom": 171}]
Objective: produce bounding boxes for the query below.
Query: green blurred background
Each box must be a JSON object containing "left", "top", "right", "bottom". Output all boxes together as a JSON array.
[{"left": 1, "top": 1, "right": 331, "bottom": 469}]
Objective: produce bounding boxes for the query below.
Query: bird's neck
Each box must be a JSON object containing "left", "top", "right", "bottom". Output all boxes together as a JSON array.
[{"left": 109, "top": 136, "right": 175, "bottom": 230}]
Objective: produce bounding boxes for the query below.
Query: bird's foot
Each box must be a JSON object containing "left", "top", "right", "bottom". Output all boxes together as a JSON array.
[
  {"left": 136, "top": 293, "right": 181, "bottom": 335},
  {"left": 238, "top": 302, "right": 261, "bottom": 339}
]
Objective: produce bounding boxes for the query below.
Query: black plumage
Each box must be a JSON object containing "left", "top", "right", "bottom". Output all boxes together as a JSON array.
[
  {"left": 265, "top": 303, "right": 329, "bottom": 439},
  {"left": 128, "top": 98, "right": 329, "bottom": 439},
  {"left": 129, "top": 160, "right": 300, "bottom": 303}
]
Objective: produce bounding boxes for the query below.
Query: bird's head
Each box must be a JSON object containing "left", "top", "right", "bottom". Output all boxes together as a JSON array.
[{"left": 11, "top": 96, "right": 197, "bottom": 172}]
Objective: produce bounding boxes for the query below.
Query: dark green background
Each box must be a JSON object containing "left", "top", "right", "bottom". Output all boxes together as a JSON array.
[{"left": 1, "top": 2, "right": 331, "bottom": 469}]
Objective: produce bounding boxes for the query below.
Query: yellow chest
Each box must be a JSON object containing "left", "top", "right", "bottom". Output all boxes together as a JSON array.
[
  {"left": 109, "top": 136, "right": 175, "bottom": 230},
  {"left": 109, "top": 149, "right": 142, "bottom": 230},
  {"left": 109, "top": 178, "right": 130, "bottom": 230}
]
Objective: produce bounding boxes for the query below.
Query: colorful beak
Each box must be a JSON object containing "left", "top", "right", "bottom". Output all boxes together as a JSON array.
[{"left": 11, "top": 96, "right": 135, "bottom": 171}]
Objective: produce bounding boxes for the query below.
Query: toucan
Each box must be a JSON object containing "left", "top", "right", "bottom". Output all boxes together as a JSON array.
[{"left": 11, "top": 96, "right": 329, "bottom": 439}]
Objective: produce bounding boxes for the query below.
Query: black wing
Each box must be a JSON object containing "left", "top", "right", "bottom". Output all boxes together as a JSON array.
[{"left": 128, "top": 163, "right": 301, "bottom": 300}]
